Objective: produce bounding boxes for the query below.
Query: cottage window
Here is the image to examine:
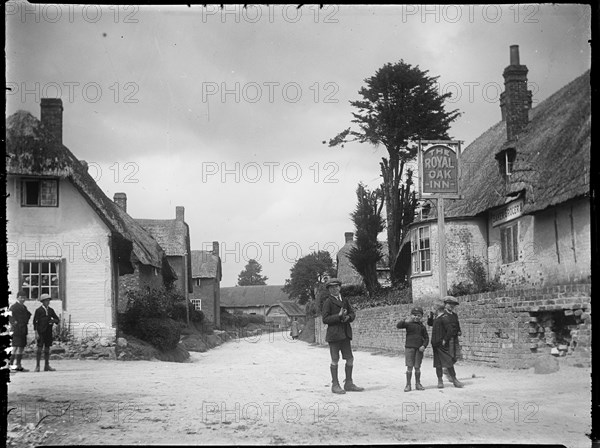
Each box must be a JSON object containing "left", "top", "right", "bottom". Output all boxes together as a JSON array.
[
  {"left": 500, "top": 222, "right": 519, "bottom": 264},
  {"left": 411, "top": 225, "right": 431, "bottom": 274},
  {"left": 19, "top": 260, "right": 65, "bottom": 301},
  {"left": 496, "top": 148, "right": 516, "bottom": 179},
  {"left": 190, "top": 299, "right": 202, "bottom": 310},
  {"left": 21, "top": 179, "right": 59, "bottom": 207}
]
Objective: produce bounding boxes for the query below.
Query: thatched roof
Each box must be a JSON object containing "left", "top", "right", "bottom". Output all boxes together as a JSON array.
[
  {"left": 336, "top": 239, "right": 389, "bottom": 286},
  {"left": 445, "top": 70, "right": 590, "bottom": 218},
  {"left": 266, "top": 301, "right": 305, "bottom": 317},
  {"left": 190, "top": 250, "right": 222, "bottom": 280},
  {"left": 6, "top": 110, "right": 174, "bottom": 276},
  {"left": 136, "top": 218, "right": 188, "bottom": 256},
  {"left": 220, "top": 285, "right": 289, "bottom": 308}
]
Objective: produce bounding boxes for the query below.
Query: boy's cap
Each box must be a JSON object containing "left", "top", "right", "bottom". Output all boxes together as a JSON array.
[
  {"left": 443, "top": 296, "right": 459, "bottom": 305},
  {"left": 325, "top": 278, "right": 342, "bottom": 288},
  {"left": 411, "top": 307, "right": 424, "bottom": 315},
  {"left": 39, "top": 294, "right": 52, "bottom": 301}
]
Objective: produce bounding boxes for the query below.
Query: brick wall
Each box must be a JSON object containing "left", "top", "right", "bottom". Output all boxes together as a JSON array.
[{"left": 315, "top": 284, "right": 591, "bottom": 369}]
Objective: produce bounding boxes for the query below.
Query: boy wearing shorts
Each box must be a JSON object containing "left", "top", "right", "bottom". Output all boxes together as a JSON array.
[{"left": 396, "top": 307, "right": 429, "bottom": 392}]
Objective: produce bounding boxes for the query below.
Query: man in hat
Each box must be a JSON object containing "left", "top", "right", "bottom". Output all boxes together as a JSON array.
[
  {"left": 33, "top": 294, "right": 60, "bottom": 372},
  {"left": 442, "top": 296, "right": 464, "bottom": 387},
  {"left": 322, "top": 278, "right": 364, "bottom": 394},
  {"left": 9, "top": 290, "right": 32, "bottom": 372},
  {"left": 396, "top": 306, "right": 429, "bottom": 391},
  {"left": 427, "top": 303, "right": 457, "bottom": 388}
]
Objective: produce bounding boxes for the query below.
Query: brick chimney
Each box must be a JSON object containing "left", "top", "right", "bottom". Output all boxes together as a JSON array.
[
  {"left": 212, "top": 241, "right": 219, "bottom": 257},
  {"left": 499, "top": 45, "right": 532, "bottom": 142},
  {"left": 40, "top": 98, "right": 63, "bottom": 144},
  {"left": 345, "top": 232, "right": 354, "bottom": 243},
  {"left": 176, "top": 206, "right": 185, "bottom": 222},
  {"left": 114, "top": 192, "right": 127, "bottom": 212}
]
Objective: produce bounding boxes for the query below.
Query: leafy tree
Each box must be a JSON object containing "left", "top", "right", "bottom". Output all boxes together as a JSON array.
[
  {"left": 348, "top": 183, "right": 385, "bottom": 296},
  {"left": 283, "top": 251, "right": 335, "bottom": 305},
  {"left": 326, "top": 60, "right": 460, "bottom": 285},
  {"left": 237, "top": 259, "right": 268, "bottom": 286}
]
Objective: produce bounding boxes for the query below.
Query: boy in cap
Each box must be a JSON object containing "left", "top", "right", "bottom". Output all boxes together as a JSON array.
[
  {"left": 9, "top": 290, "right": 32, "bottom": 372},
  {"left": 33, "top": 294, "right": 60, "bottom": 372},
  {"left": 322, "top": 278, "right": 364, "bottom": 394},
  {"left": 396, "top": 307, "right": 429, "bottom": 391},
  {"left": 443, "top": 296, "right": 464, "bottom": 387}
]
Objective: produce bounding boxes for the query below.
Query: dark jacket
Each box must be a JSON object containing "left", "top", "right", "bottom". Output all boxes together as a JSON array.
[
  {"left": 322, "top": 295, "right": 355, "bottom": 342},
  {"left": 444, "top": 311, "right": 462, "bottom": 338},
  {"left": 33, "top": 305, "right": 60, "bottom": 334},
  {"left": 9, "top": 301, "right": 31, "bottom": 336},
  {"left": 396, "top": 319, "right": 429, "bottom": 349},
  {"left": 427, "top": 312, "right": 450, "bottom": 347}
]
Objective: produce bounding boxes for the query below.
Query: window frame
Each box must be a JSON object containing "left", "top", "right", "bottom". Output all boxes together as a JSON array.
[
  {"left": 20, "top": 177, "right": 59, "bottom": 207},
  {"left": 500, "top": 222, "right": 519, "bottom": 265},
  {"left": 18, "top": 259, "right": 66, "bottom": 304},
  {"left": 411, "top": 225, "right": 431, "bottom": 276}
]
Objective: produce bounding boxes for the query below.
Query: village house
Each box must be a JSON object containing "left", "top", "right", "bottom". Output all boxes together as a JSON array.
[
  {"left": 134, "top": 205, "right": 194, "bottom": 303},
  {"left": 6, "top": 99, "right": 176, "bottom": 339},
  {"left": 190, "top": 244, "right": 222, "bottom": 327},
  {"left": 220, "top": 285, "right": 290, "bottom": 316},
  {"left": 265, "top": 301, "right": 306, "bottom": 329},
  {"left": 404, "top": 46, "right": 590, "bottom": 300},
  {"left": 335, "top": 232, "right": 392, "bottom": 288}
]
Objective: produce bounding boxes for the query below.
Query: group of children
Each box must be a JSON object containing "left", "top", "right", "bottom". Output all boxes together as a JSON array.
[
  {"left": 396, "top": 296, "right": 464, "bottom": 391},
  {"left": 322, "top": 277, "right": 464, "bottom": 394},
  {"left": 8, "top": 290, "right": 60, "bottom": 373}
]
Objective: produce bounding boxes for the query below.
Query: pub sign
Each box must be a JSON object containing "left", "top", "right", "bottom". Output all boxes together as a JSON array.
[{"left": 418, "top": 140, "right": 462, "bottom": 198}]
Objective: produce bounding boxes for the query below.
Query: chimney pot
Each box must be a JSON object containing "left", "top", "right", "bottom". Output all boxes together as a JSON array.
[
  {"left": 114, "top": 192, "right": 127, "bottom": 213},
  {"left": 510, "top": 45, "right": 520, "bottom": 65},
  {"left": 176, "top": 206, "right": 185, "bottom": 221},
  {"left": 80, "top": 160, "right": 88, "bottom": 171},
  {"left": 212, "top": 241, "right": 219, "bottom": 257},
  {"left": 40, "top": 98, "right": 63, "bottom": 145},
  {"left": 344, "top": 232, "right": 354, "bottom": 243}
]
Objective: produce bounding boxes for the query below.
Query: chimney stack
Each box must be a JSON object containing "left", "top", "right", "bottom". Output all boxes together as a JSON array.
[
  {"left": 40, "top": 98, "right": 63, "bottom": 145},
  {"left": 345, "top": 232, "right": 354, "bottom": 243},
  {"left": 80, "top": 160, "right": 88, "bottom": 171},
  {"left": 176, "top": 206, "right": 185, "bottom": 222},
  {"left": 114, "top": 192, "right": 127, "bottom": 212},
  {"left": 212, "top": 241, "right": 220, "bottom": 257},
  {"left": 499, "top": 45, "right": 532, "bottom": 141}
]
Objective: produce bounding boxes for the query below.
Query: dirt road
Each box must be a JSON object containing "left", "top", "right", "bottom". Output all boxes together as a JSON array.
[{"left": 7, "top": 332, "right": 592, "bottom": 446}]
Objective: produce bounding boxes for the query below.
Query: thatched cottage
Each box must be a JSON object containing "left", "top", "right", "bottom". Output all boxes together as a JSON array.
[
  {"left": 404, "top": 46, "right": 591, "bottom": 300},
  {"left": 6, "top": 99, "right": 176, "bottom": 338}
]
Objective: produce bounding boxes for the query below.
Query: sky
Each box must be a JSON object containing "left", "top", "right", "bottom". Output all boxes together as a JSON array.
[{"left": 6, "top": 3, "right": 591, "bottom": 287}]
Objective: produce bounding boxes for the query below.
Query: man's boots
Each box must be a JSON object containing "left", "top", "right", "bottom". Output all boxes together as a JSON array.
[
  {"left": 34, "top": 348, "right": 42, "bottom": 372},
  {"left": 44, "top": 349, "right": 56, "bottom": 372},
  {"left": 404, "top": 371, "right": 412, "bottom": 392},
  {"left": 449, "top": 368, "right": 463, "bottom": 388},
  {"left": 437, "top": 378, "right": 444, "bottom": 388},
  {"left": 330, "top": 365, "right": 345, "bottom": 394},
  {"left": 415, "top": 371, "right": 424, "bottom": 390},
  {"left": 16, "top": 354, "right": 28, "bottom": 372},
  {"left": 344, "top": 365, "right": 364, "bottom": 392},
  {"left": 443, "top": 367, "right": 452, "bottom": 383}
]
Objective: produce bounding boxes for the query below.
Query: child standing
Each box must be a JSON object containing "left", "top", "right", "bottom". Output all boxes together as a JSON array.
[{"left": 396, "top": 307, "right": 429, "bottom": 392}]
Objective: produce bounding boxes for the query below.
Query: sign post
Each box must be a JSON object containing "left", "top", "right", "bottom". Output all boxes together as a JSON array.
[{"left": 418, "top": 140, "right": 462, "bottom": 299}]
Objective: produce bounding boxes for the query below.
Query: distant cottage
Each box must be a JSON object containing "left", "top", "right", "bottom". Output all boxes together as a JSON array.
[
  {"left": 191, "top": 244, "right": 222, "bottom": 327},
  {"left": 403, "top": 46, "right": 591, "bottom": 299},
  {"left": 220, "top": 285, "right": 290, "bottom": 316},
  {"left": 335, "top": 232, "right": 391, "bottom": 288},
  {"left": 6, "top": 99, "right": 175, "bottom": 338}
]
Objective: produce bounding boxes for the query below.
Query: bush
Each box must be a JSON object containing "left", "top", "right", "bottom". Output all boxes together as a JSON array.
[
  {"left": 448, "top": 256, "right": 505, "bottom": 297},
  {"left": 352, "top": 284, "right": 413, "bottom": 310},
  {"left": 132, "top": 317, "right": 182, "bottom": 352},
  {"left": 341, "top": 284, "right": 367, "bottom": 297}
]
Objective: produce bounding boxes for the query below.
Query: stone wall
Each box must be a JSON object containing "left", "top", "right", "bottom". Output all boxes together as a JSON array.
[{"left": 315, "top": 284, "right": 591, "bottom": 369}]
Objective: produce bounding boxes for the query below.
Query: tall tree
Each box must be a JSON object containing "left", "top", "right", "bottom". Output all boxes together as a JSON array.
[
  {"left": 283, "top": 251, "right": 335, "bottom": 305},
  {"left": 348, "top": 183, "right": 385, "bottom": 296},
  {"left": 237, "top": 259, "right": 268, "bottom": 286},
  {"left": 326, "top": 60, "right": 460, "bottom": 285}
]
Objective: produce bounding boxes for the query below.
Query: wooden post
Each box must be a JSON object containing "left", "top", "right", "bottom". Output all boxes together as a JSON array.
[{"left": 437, "top": 196, "right": 447, "bottom": 298}]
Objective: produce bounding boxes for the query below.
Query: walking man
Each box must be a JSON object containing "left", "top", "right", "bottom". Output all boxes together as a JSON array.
[
  {"left": 9, "top": 290, "right": 32, "bottom": 372},
  {"left": 322, "top": 278, "right": 364, "bottom": 394},
  {"left": 443, "top": 296, "right": 464, "bottom": 387},
  {"left": 33, "top": 294, "right": 60, "bottom": 372}
]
